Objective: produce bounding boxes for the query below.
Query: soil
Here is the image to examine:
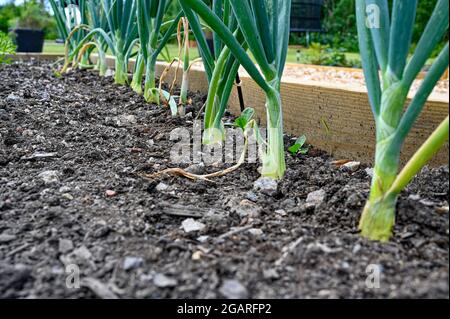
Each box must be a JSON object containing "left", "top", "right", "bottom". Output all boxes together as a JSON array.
[{"left": 0, "top": 59, "right": 448, "bottom": 299}]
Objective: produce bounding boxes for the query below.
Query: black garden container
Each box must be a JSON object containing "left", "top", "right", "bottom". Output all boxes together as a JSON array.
[
  {"left": 291, "top": 0, "right": 324, "bottom": 32},
  {"left": 13, "top": 28, "right": 45, "bottom": 53}
]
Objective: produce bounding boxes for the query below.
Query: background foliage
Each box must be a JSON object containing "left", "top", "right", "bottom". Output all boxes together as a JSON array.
[
  {"left": 0, "top": 0, "right": 57, "bottom": 39},
  {"left": 291, "top": 0, "right": 447, "bottom": 55}
]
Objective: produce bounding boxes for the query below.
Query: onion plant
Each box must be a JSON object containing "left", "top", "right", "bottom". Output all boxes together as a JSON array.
[
  {"left": 85, "top": 0, "right": 110, "bottom": 76},
  {"left": 58, "top": 0, "right": 136, "bottom": 85},
  {"left": 169, "top": 17, "right": 203, "bottom": 114},
  {"left": 100, "top": 0, "right": 138, "bottom": 85},
  {"left": 355, "top": 0, "right": 449, "bottom": 241},
  {"left": 180, "top": 0, "right": 291, "bottom": 179},
  {"left": 50, "top": 0, "right": 91, "bottom": 67},
  {"left": 62, "top": 0, "right": 111, "bottom": 76},
  {"left": 177, "top": 17, "right": 192, "bottom": 108},
  {"left": 133, "top": 0, "right": 182, "bottom": 103},
  {"left": 180, "top": 0, "right": 245, "bottom": 145}
]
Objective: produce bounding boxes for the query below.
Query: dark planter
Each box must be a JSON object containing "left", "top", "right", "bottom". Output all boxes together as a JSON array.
[
  {"left": 291, "top": 0, "right": 324, "bottom": 32},
  {"left": 13, "top": 29, "right": 45, "bottom": 53}
]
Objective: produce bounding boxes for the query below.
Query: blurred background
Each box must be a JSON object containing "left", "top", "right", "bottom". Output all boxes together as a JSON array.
[{"left": 0, "top": 0, "right": 447, "bottom": 67}]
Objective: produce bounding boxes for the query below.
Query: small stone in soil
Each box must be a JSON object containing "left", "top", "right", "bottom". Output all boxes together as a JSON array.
[
  {"left": 436, "top": 206, "right": 449, "bottom": 214},
  {"left": 306, "top": 189, "right": 326, "bottom": 206},
  {"left": 197, "top": 235, "right": 209, "bottom": 243},
  {"left": 0, "top": 233, "right": 17, "bottom": 243},
  {"left": 6, "top": 93, "right": 23, "bottom": 105},
  {"left": 191, "top": 251, "right": 203, "bottom": 260},
  {"left": 236, "top": 201, "right": 261, "bottom": 218},
  {"left": 263, "top": 269, "right": 280, "bottom": 280},
  {"left": 275, "top": 209, "right": 287, "bottom": 216},
  {"left": 123, "top": 257, "right": 144, "bottom": 270},
  {"left": 156, "top": 182, "right": 169, "bottom": 192},
  {"left": 115, "top": 114, "right": 137, "bottom": 127},
  {"left": 253, "top": 177, "right": 278, "bottom": 196},
  {"left": 61, "top": 193, "right": 74, "bottom": 200},
  {"left": 365, "top": 168, "right": 374, "bottom": 177},
  {"left": 105, "top": 190, "right": 117, "bottom": 197},
  {"left": 72, "top": 245, "right": 92, "bottom": 260},
  {"left": 419, "top": 199, "right": 435, "bottom": 207},
  {"left": 245, "top": 191, "right": 259, "bottom": 202},
  {"left": 22, "top": 152, "right": 57, "bottom": 160},
  {"left": 58, "top": 239, "right": 74, "bottom": 254},
  {"left": 219, "top": 279, "right": 249, "bottom": 299},
  {"left": 342, "top": 161, "right": 361, "bottom": 172},
  {"left": 153, "top": 273, "right": 178, "bottom": 288},
  {"left": 104, "top": 69, "right": 114, "bottom": 77},
  {"left": 181, "top": 218, "right": 206, "bottom": 233},
  {"left": 59, "top": 186, "right": 71, "bottom": 193},
  {"left": 352, "top": 244, "right": 362, "bottom": 254},
  {"left": 408, "top": 194, "right": 421, "bottom": 201},
  {"left": 248, "top": 228, "right": 263, "bottom": 237},
  {"left": 38, "top": 170, "right": 59, "bottom": 184}
]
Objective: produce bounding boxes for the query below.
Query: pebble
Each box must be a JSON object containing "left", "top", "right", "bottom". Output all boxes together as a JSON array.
[
  {"left": 346, "top": 193, "right": 362, "bottom": 207},
  {"left": 6, "top": 93, "right": 23, "bottom": 104},
  {"left": 0, "top": 109, "right": 9, "bottom": 120},
  {"left": 247, "top": 228, "right": 263, "bottom": 237},
  {"left": 419, "top": 199, "right": 435, "bottom": 207},
  {"left": 306, "top": 189, "right": 326, "bottom": 206},
  {"left": 219, "top": 279, "right": 249, "bottom": 299},
  {"left": 123, "top": 256, "right": 144, "bottom": 270},
  {"left": 104, "top": 69, "right": 114, "bottom": 77},
  {"left": 436, "top": 206, "right": 449, "bottom": 214},
  {"left": 59, "top": 186, "right": 71, "bottom": 193},
  {"left": 0, "top": 233, "right": 17, "bottom": 243},
  {"left": 73, "top": 245, "right": 92, "bottom": 260},
  {"left": 275, "top": 209, "right": 287, "bottom": 216},
  {"left": 22, "top": 152, "right": 57, "bottom": 160},
  {"left": 38, "top": 170, "right": 59, "bottom": 184},
  {"left": 156, "top": 182, "right": 169, "bottom": 192},
  {"left": 342, "top": 161, "right": 361, "bottom": 172},
  {"left": 253, "top": 177, "right": 278, "bottom": 196},
  {"left": 197, "top": 235, "right": 209, "bottom": 243},
  {"left": 204, "top": 210, "right": 227, "bottom": 223},
  {"left": 352, "top": 244, "right": 362, "bottom": 254},
  {"left": 263, "top": 269, "right": 280, "bottom": 280},
  {"left": 61, "top": 193, "right": 74, "bottom": 200},
  {"left": 236, "top": 200, "right": 261, "bottom": 218},
  {"left": 58, "top": 239, "right": 74, "bottom": 254},
  {"left": 245, "top": 191, "right": 259, "bottom": 202},
  {"left": 153, "top": 273, "right": 178, "bottom": 288},
  {"left": 181, "top": 218, "right": 206, "bottom": 233},
  {"left": 191, "top": 251, "right": 203, "bottom": 260},
  {"left": 115, "top": 114, "right": 137, "bottom": 127},
  {"left": 365, "top": 168, "right": 374, "bottom": 177},
  {"left": 105, "top": 190, "right": 117, "bottom": 197}
]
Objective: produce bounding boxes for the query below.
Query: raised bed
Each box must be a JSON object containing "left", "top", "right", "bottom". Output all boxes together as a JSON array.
[{"left": 0, "top": 59, "right": 448, "bottom": 299}]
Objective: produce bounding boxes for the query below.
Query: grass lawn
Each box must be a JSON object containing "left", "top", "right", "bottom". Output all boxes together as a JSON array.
[
  {"left": 43, "top": 41, "right": 65, "bottom": 54},
  {"left": 43, "top": 40, "right": 362, "bottom": 65},
  {"left": 43, "top": 41, "right": 200, "bottom": 62}
]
